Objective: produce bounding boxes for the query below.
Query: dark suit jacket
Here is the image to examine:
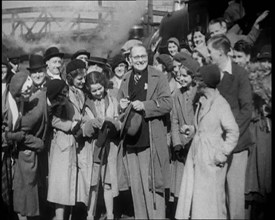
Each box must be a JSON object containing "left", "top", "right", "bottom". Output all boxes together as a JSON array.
[{"left": 217, "top": 62, "right": 253, "bottom": 153}]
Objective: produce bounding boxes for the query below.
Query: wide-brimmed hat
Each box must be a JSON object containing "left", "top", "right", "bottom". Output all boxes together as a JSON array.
[
  {"left": 27, "top": 54, "right": 47, "bottom": 71},
  {"left": 111, "top": 53, "right": 128, "bottom": 70},
  {"left": 174, "top": 52, "right": 200, "bottom": 74},
  {"left": 88, "top": 56, "right": 108, "bottom": 66},
  {"left": 44, "top": 46, "right": 64, "bottom": 62},
  {"left": 257, "top": 44, "right": 271, "bottom": 61},
  {"left": 71, "top": 49, "right": 90, "bottom": 60},
  {"left": 121, "top": 39, "right": 143, "bottom": 54},
  {"left": 9, "top": 72, "right": 29, "bottom": 98},
  {"left": 120, "top": 103, "right": 142, "bottom": 137}
]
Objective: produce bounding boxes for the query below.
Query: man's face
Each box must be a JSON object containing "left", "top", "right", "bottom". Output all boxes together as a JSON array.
[
  {"left": 130, "top": 46, "right": 148, "bottom": 72},
  {"left": 30, "top": 68, "right": 46, "bottom": 86},
  {"left": 76, "top": 54, "right": 88, "bottom": 68},
  {"left": 114, "top": 62, "right": 127, "bottom": 79},
  {"left": 207, "top": 43, "right": 222, "bottom": 65},
  {"left": 208, "top": 22, "right": 226, "bottom": 37},
  {"left": 46, "top": 56, "right": 62, "bottom": 75},
  {"left": 168, "top": 42, "right": 179, "bottom": 57},
  {"left": 233, "top": 50, "right": 250, "bottom": 67},
  {"left": 187, "top": 33, "right": 194, "bottom": 51},
  {"left": 2, "top": 64, "right": 8, "bottom": 81}
]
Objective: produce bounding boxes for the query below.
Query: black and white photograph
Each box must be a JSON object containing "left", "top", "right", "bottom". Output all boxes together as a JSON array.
[{"left": 2, "top": 0, "right": 271, "bottom": 219}]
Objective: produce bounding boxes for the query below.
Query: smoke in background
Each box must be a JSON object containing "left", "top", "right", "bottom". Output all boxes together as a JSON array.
[{"left": 2, "top": 0, "right": 147, "bottom": 58}]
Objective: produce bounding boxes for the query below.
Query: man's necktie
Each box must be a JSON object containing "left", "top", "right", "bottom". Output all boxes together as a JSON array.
[{"left": 134, "top": 73, "right": 141, "bottom": 84}]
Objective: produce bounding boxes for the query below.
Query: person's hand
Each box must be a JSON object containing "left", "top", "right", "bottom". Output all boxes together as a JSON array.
[
  {"left": 132, "top": 100, "right": 145, "bottom": 111},
  {"left": 120, "top": 98, "right": 130, "bottom": 110},
  {"left": 214, "top": 151, "right": 228, "bottom": 167},
  {"left": 180, "top": 125, "right": 195, "bottom": 138},
  {"left": 91, "top": 118, "right": 104, "bottom": 129},
  {"left": 6, "top": 131, "right": 25, "bottom": 142},
  {"left": 254, "top": 10, "right": 269, "bottom": 28}
]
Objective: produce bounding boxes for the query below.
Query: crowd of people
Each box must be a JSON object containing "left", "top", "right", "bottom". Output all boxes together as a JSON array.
[{"left": 1, "top": 4, "right": 271, "bottom": 220}]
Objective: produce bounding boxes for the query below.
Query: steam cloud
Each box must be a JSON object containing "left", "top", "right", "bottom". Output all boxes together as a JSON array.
[{"left": 2, "top": 0, "right": 147, "bottom": 58}]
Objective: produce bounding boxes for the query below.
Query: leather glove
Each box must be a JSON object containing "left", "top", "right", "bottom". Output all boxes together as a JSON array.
[
  {"left": 6, "top": 131, "right": 25, "bottom": 142},
  {"left": 71, "top": 120, "right": 82, "bottom": 135},
  {"left": 174, "top": 144, "right": 188, "bottom": 163}
]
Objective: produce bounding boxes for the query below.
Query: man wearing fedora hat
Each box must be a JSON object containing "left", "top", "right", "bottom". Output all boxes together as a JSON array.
[
  {"left": 87, "top": 56, "right": 113, "bottom": 79},
  {"left": 44, "top": 46, "right": 64, "bottom": 80},
  {"left": 117, "top": 44, "right": 172, "bottom": 219},
  {"left": 27, "top": 54, "right": 48, "bottom": 93},
  {"left": 8, "top": 53, "right": 21, "bottom": 76},
  {"left": 71, "top": 49, "right": 90, "bottom": 69}
]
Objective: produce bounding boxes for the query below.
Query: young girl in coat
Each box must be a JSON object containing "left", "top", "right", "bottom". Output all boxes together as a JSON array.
[
  {"left": 83, "top": 71, "right": 120, "bottom": 220},
  {"left": 175, "top": 65, "right": 239, "bottom": 219}
]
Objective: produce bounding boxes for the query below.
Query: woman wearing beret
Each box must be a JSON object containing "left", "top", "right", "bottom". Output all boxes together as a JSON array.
[
  {"left": 169, "top": 59, "right": 198, "bottom": 218},
  {"left": 82, "top": 71, "right": 120, "bottom": 220},
  {"left": 167, "top": 37, "right": 181, "bottom": 58},
  {"left": 46, "top": 76, "right": 81, "bottom": 220},
  {"left": 175, "top": 65, "right": 239, "bottom": 219}
]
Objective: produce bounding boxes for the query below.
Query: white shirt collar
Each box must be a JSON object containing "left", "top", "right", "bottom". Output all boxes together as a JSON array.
[
  {"left": 221, "top": 58, "right": 232, "bottom": 75},
  {"left": 47, "top": 69, "right": 61, "bottom": 80}
]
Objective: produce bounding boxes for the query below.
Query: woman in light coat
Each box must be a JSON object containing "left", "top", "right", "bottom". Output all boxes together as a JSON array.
[
  {"left": 175, "top": 65, "right": 239, "bottom": 219},
  {"left": 83, "top": 71, "right": 120, "bottom": 220},
  {"left": 46, "top": 64, "right": 85, "bottom": 220}
]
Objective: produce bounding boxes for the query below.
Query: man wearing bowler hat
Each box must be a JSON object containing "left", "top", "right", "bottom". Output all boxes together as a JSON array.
[
  {"left": 44, "top": 46, "right": 64, "bottom": 80},
  {"left": 117, "top": 44, "right": 172, "bottom": 219},
  {"left": 27, "top": 54, "right": 48, "bottom": 93}
]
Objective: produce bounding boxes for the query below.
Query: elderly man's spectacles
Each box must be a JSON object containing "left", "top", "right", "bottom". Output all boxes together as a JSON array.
[{"left": 132, "top": 54, "right": 148, "bottom": 60}]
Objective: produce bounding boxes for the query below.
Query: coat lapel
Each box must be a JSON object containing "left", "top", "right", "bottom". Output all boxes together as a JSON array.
[{"left": 146, "top": 66, "right": 159, "bottom": 100}]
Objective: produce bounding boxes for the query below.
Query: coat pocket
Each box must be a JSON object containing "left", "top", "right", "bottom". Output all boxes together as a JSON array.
[{"left": 54, "top": 131, "right": 75, "bottom": 152}]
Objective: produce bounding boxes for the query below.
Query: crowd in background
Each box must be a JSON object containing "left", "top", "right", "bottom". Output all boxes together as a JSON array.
[{"left": 2, "top": 2, "right": 271, "bottom": 220}]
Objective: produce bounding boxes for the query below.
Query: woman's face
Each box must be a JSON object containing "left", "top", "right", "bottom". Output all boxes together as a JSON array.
[
  {"left": 90, "top": 83, "right": 105, "bottom": 100},
  {"left": 177, "top": 67, "right": 192, "bottom": 88},
  {"left": 192, "top": 51, "right": 203, "bottom": 67},
  {"left": 193, "top": 31, "right": 206, "bottom": 47},
  {"left": 168, "top": 42, "right": 179, "bottom": 57},
  {"left": 21, "top": 76, "right": 33, "bottom": 99},
  {"left": 73, "top": 72, "right": 86, "bottom": 89},
  {"left": 2, "top": 64, "right": 8, "bottom": 81},
  {"left": 114, "top": 63, "right": 127, "bottom": 79}
]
